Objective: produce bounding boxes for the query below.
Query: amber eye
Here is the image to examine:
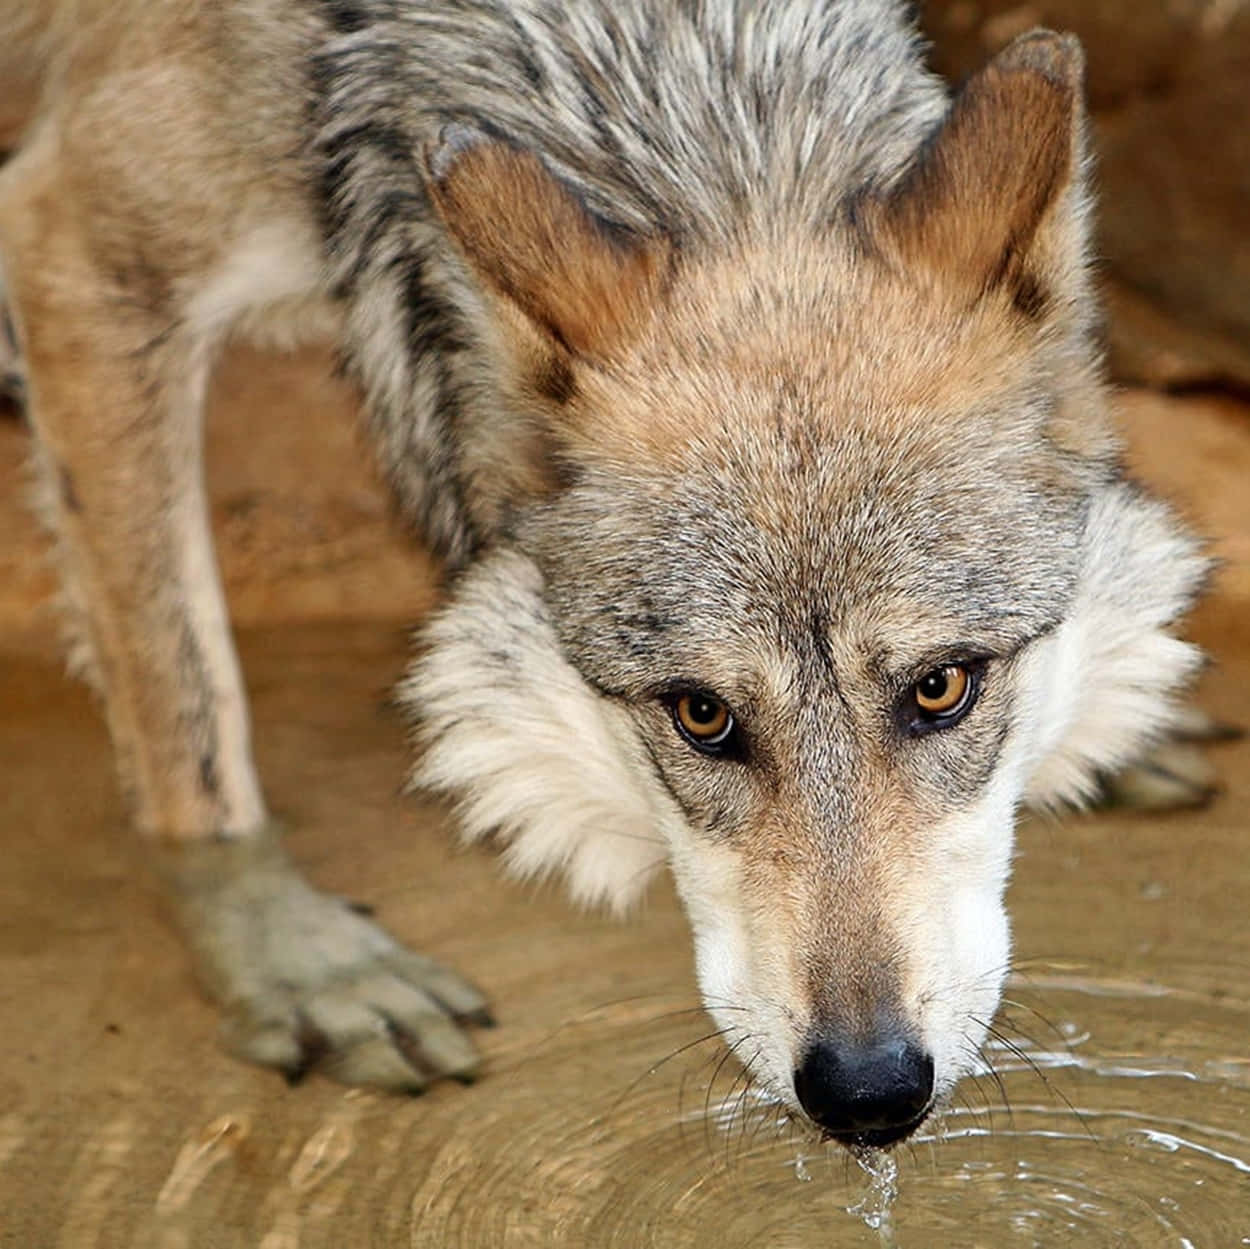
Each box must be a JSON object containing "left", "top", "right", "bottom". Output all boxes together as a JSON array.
[
  {"left": 913, "top": 664, "right": 972, "bottom": 719},
  {"left": 672, "top": 691, "right": 735, "bottom": 751}
]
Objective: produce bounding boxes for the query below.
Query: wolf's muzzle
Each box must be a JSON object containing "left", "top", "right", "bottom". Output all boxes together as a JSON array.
[{"left": 793, "top": 1034, "right": 934, "bottom": 1148}]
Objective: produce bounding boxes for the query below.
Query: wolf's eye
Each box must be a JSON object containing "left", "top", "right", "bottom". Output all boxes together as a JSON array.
[
  {"left": 912, "top": 664, "right": 974, "bottom": 722},
  {"left": 672, "top": 691, "right": 735, "bottom": 753}
]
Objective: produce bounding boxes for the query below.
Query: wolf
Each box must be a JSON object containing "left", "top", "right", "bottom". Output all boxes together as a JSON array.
[{"left": 0, "top": 0, "right": 1220, "bottom": 1148}]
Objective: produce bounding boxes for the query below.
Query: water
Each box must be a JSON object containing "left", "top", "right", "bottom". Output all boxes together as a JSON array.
[
  {"left": 615, "top": 961, "right": 1250, "bottom": 1248},
  {"left": 846, "top": 1149, "right": 898, "bottom": 1237}
]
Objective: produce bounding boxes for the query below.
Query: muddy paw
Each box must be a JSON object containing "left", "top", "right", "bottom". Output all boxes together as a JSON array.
[
  {"left": 153, "top": 826, "right": 491, "bottom": 1092},
  {"left": 1099, "top": 709, "right": 1240, "bottom": 811}
]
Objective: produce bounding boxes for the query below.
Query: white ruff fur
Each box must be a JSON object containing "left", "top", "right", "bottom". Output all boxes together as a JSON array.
[
  {"left": 402, "top": 550, "right": 674, "bottom": 912},
  {"left": 1023, "top": 483, "right": 1208, "bottom": 811}
]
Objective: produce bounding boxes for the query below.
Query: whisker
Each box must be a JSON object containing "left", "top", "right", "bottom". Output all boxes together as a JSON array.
[
  {"left": 603, "top": 1024, "right": 739, "bottom": 1123},
  {"left": 973, "top": 1016, "right": 1096, "bottom": 1144},
  {"left": 997, "top": 996, "right": 1072, "bottom": 1047},
  {"left": 703, "top": 1033, "right": 753, "bottom": 1158},
  {"left": 989, "top": 1012, "right": 1064, "bottom": 1058},
  {"left": 965, "top": 1040, "right": 1012, "bottom": 1134},
  {"left": 678, "top": 1032, "right": 741, "bottom": 1151},
  {"left": 746, "top": 1090, "right": 780, "bottom": 1150},
  {"left": 725, "top": 1046, "right": 763, "bottom": 1163},
  {"left": 720, "top": 1050, "right": 753, "bottom": 1137}
]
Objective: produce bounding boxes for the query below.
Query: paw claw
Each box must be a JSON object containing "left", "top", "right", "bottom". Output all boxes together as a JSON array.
[
  {"left": 382, "top": 949, "right": 491, "bottom": 1022},
  {"left": 323, "top": 1034, "right": 436, "bottom": 1092},
  {"left": 223, "top": 1014, "right": 305, "bottom": 1073},
  {"left": 1168, "top": 704, "right": 1243, "bottom": 744},
  {"left": 383, "top": 1006, "right": 481, "bottom": 1083},
  {"left": 458, "top": 1006, "right": 497, "bottom": 1029}
]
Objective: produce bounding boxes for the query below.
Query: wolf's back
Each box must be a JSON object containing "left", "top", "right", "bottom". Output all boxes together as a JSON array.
[{"left": 315, "top": 0, "right": 947, "bottom": 243}]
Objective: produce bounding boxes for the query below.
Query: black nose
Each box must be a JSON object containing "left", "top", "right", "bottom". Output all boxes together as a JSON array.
[{"left": 793, "top": 1035, "right": 934, "bottom": 1147}]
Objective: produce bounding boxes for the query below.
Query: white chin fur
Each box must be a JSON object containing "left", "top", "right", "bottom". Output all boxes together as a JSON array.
[
  {"left": 400, "top": 548, "right": 674, "bottom": 912},
  {"left": 1023, "top": 482, "right": 1208, "bottom": 812}
]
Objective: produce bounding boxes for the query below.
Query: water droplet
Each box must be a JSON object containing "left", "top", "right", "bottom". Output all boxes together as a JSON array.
[{"left": 846, "top": 1147, "right": 899, "bottom": 1233}]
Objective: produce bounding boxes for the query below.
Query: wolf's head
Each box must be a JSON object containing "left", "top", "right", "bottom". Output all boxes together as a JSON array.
[{"left": 404, "top": 32, "right": 1205, "bottom": 1147}]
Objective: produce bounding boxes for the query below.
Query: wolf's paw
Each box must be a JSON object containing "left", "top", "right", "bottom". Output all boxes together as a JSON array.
[
  {"left": 1099, "top": 707, "right": 1240, "bottom": 811},
  {"left": 153, "top": 827, "right": 491, "bottom": 1092}
]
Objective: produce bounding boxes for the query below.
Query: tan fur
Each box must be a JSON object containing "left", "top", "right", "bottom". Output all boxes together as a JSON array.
[
  {"left": 871, "top": 32, "right": 1084, "bottom": 306},
  {"left": 0, "top": 0, "right": 325, "bottom": 837},
  {"left": 1, "top": 131, "right": 264, "bottom": 835},
  {"left": 429, "top": 138, "right": 673, "bottom": 359},
  {"left": 491, "top": 238, "right": 1099, "bottom": 480}
]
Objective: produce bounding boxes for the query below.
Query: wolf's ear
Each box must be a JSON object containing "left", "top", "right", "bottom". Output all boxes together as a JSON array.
[
  {"left": 426, "top": 128, "right": 669, "bottom": 358},
  {"left": 873, "top": 30, "right": 1088, "bottom": 313}
]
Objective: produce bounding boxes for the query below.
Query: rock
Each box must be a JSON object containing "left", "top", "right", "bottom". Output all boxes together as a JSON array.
[{"left": 922, "top": 0, "right": 1250, "bottom": 395}]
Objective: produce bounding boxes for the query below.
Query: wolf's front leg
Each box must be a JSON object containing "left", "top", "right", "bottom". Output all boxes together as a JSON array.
[{"left": 0, "top": 150, "right": 486, "bottom": 1092}]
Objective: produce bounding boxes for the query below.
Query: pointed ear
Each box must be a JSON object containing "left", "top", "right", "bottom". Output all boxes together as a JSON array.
[
  {"left": 426, "top": 128, "right": 670, "bottom": 358},
  {"left": 872, "top": 30, "right": 1088, "bottom": 313}
]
